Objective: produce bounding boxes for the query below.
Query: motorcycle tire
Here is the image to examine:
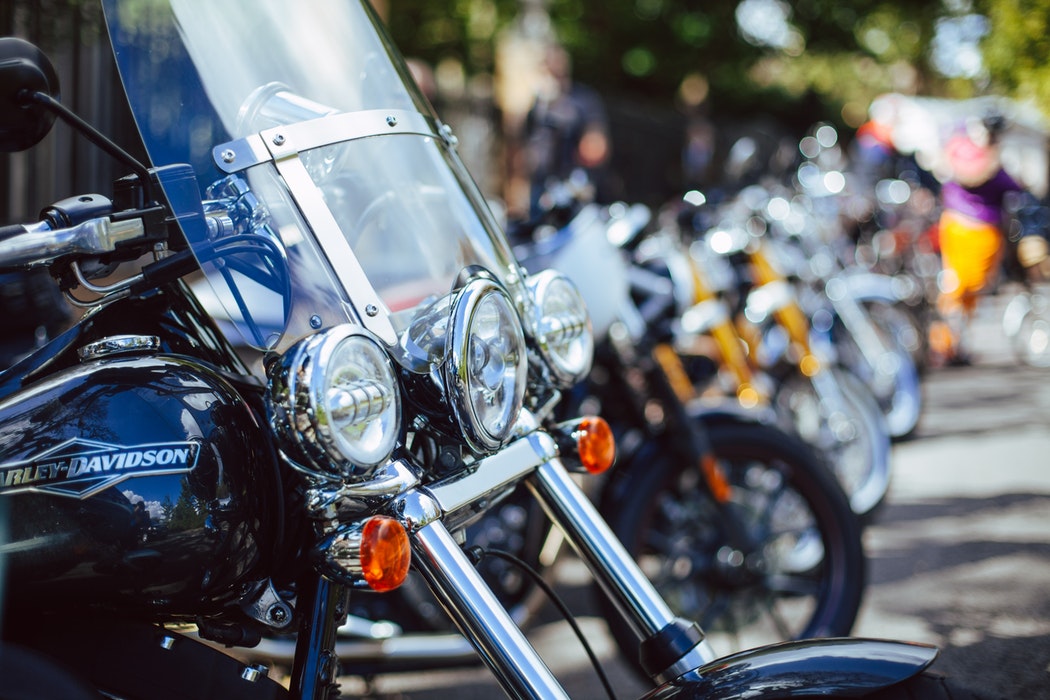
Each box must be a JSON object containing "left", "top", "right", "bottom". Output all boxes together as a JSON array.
[
  {"left": 599, "top": 419, "right": 865, "bottom": 670},
  {"left": 773, "top": 365, "right": 892, "bottom": 517}
]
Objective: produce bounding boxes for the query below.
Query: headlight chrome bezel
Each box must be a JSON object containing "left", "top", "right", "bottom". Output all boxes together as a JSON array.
[
  {"left": 268, "top": 324, "right": 401, "bottom": 480},
  {"left": 527, "top": 269, "right": 594, "bottom": 387},
  {"left": 444, "top": 278, "right": 528, "bottom": 453}
]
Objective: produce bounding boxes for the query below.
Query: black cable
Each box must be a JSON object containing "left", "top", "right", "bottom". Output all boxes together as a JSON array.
[{"left": 468, "top": 546, "right": 618, "bottom": 700}]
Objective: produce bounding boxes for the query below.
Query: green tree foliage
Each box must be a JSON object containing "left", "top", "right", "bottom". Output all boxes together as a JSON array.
[
  {"left": 385, "top": 0, "right": 959, "bottom": 128},
  {"left": 384, "top": 0, "right": 521, "bottom": 79},
  {"left": 167, "top": 480, "right": 206, "bottom": 531},
  {"left": 979, "top": 0, "right": 1050, "bottom": 116}
]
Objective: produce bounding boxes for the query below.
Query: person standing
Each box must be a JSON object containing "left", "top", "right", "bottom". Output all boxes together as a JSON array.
[
  {"left": 522, "top": 44, "right": 610, "bottom": 217},
  {"left": 932, "top": 116, "right": 1023, "bottom": 364}
]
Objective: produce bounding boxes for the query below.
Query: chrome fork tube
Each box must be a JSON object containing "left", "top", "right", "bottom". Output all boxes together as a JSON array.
[
  {"left": 410, "top": 519, "right": 569, "bottom": 700},
  {"left": 527, "top": 459, "right": 718, "bottom": 682},
  {"left": 827, "top": 282, "right": 893, "bottom": 371}
]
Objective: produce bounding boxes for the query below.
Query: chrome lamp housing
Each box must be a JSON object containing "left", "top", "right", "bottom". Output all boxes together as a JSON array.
[
  {"left": 443, "top": 276, "right": 529, "bottom": 453},
  {"left": 526, "top": 269, "right": 593, "bottom": 387},
  {"left": 267, "top": 324, "right": 402, "bottom": 480}
]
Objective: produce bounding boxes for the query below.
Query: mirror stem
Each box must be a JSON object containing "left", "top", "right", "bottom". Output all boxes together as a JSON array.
[{"left": 20, "top": 89, "right": 155, "bottom": 204}]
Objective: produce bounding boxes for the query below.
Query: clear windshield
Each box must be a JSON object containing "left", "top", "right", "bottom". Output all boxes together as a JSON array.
[{"left": 103, "top": 0, "right": 525, "bottom": 366}]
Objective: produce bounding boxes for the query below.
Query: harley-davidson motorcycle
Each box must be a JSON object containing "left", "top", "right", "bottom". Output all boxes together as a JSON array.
[{"left": 0, "top": 1, "right": 978, "bottom": 698}]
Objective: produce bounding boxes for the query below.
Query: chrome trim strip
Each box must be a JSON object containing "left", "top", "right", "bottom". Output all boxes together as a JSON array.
[
  {"left": 423, "top": 432, "right": 557, "bottom": 518},
  {"left": 77, "top": 335, "right": 161, "bottom": 361},
  {"left": 212, "top": 109, "right": 438, "bottom": 174}
]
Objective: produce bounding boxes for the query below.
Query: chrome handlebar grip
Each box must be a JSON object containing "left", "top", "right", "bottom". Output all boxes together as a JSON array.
[{"left": 0, "top": 217, "right": 144, "bottom": 268}]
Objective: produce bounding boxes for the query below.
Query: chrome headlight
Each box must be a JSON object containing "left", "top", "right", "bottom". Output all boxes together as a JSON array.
[
  {"left": 268, "top": 325, "right": 401, "bottom": 479},
  {"left": 445, "top": 278, "right": 527, "bottom": 452},
  {"left": 527, "top": 270, "right": 593, "bottom": 386}
]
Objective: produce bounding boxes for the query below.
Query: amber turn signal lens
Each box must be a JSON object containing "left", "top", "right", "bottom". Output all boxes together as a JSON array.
[
  {"left": 577, "top": 416, "right": 615, "bottom": 474},
  {"left": 360, "top": 516, "right": 411, "bottom": 592}
]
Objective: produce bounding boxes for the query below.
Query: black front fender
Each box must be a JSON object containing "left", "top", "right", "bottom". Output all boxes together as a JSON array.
[
  {"left": 643, "top": 637, "right": 938, "bottom": 699},
  {"left": 687, "top": 397, "right": 778, "bottom": 427}
]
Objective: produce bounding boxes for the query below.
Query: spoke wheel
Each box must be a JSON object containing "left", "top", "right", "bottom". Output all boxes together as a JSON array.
[{"left": 600, "top": 420, "right": 865, "bottom": 670}]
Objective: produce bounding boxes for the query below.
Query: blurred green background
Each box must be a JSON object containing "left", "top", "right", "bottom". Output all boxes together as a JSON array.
[{"left": 3, "top": 0, "right": 1049, "bottom": 215}]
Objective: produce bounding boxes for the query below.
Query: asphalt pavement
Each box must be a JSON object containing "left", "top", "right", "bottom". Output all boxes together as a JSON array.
[{"left": 336, "top": 289, "right": 1050, "bottom": 700}]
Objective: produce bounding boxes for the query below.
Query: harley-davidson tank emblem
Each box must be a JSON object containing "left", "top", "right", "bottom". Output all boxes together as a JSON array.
[{"left": 0, "top": 437, "right": 201, "bottom": 498}]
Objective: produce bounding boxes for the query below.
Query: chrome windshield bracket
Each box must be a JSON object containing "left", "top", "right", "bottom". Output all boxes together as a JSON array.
[
  {"left": 207, "top": 109, "right": 444, "bottom": 347},
  {"left": 212, "top": 109, "right": 439, "bottom": 174},
  {"left": 271, "top": 154, "right": 398, "bottom": 345}
]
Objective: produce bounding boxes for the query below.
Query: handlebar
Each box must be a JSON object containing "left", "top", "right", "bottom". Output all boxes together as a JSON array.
[
  {"left": 0, "top": 223, "right": 34, "bottom": 242},
  {"left": 0, "top": 216, "right": 146, "bottom": 270}
]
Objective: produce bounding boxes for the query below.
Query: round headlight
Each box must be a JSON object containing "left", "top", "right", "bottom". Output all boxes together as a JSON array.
[
  {"left": 268, "top": 325, "right": 401, "bottom": 479},
  {"left": 527, "top": 270, "right": 593, "bottom": 386},
  {"left": 446, "top": 279, "right": 527, "bottom": 452}
]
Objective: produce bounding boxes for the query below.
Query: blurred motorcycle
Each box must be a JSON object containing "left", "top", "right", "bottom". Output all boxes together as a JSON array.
[
  {"left": 510, "top": 197, "right": 866, "bottom": 662},
  {"left": 671, "top": 190, "right": 893, "bottom": 516}
]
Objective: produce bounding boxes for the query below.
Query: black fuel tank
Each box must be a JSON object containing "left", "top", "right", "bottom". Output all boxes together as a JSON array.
[{"left": 0, "top": 353, "right": 282, "bottom": 618}]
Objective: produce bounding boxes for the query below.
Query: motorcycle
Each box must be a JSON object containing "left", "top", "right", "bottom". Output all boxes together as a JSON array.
[
  {"left": 511, "top": 200, "right": 867, "bottom": 658},
  {"left": 787, "top": 126, "right": 926, "bottom": 437},
  {"left": 846, "top": 173, "right": 941, "bottom": 373},
  {"left": 671, "top": 191, "right": 893, "bottom": 516},
  {"left": 0, "top": 2, "right": 976, "bottom": 698},
  {"left": 1001, "top": 192, "right": 1050, "bottom": 367}
]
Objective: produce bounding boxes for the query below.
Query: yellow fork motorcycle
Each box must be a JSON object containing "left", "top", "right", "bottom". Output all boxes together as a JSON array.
[{"left": 640, "top": 201, "right": 891, "bottom": 517}]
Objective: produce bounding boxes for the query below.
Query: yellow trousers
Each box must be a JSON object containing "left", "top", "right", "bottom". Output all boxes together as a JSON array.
[{"left": 937, "top": 210, "right": 1003, "bottom": 315}]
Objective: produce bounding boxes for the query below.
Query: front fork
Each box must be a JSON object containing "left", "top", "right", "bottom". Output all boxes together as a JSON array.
[
  {"left": 406, "top": 457, "right": 717, "bottom": 699},
  {"left": 292, "top": 422, "right": 719, "bottom": 699}
]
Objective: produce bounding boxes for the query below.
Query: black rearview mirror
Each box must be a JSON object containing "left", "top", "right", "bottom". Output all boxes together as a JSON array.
[{"left": 0, "top": 37, "right": 60, "bottom": 152}]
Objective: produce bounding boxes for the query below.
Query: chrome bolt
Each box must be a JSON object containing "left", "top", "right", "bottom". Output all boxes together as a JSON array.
[
  {"left": 440, "top": 123, "right": 458, "bottom": 146},
  {"left": 221, "top": 149, "right": 236, "bottom": 163},
  {"left": 272, "top": 134, "right": 286, "bottom": 146},
  {"left": 365, "top": 304, "right": 379, "bottom": 317},
  {"left": 267, "top": 604, "right": 289, "bottom": 625},
  {"left": 386, "top": 115, "right": 398, "bottom": 127},
  {"left": 159, "top": 635, "right": 176, "bottom": 650},
  {"left": 310, "top": 315, "right": 323, "bottom": 329},
  {"left": 241, "top": 664, "right": 269, "bottom": 683}
]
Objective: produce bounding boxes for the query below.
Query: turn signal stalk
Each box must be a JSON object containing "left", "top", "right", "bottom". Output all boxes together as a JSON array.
[
  {"left": 317, "top": 515, "right": 411, "bottom": 592},
  {"left": 551, "top": 415, "right": 616, "bottom": 474}
]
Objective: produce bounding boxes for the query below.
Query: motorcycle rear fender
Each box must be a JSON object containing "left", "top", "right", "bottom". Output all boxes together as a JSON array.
[
  {"left": 832, "top": 270, "right": 907, "bottom": 305},
  {"left": 644, "top": 637, "right": 938, "bottom": 699}
]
